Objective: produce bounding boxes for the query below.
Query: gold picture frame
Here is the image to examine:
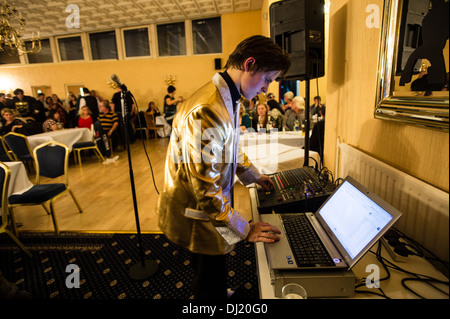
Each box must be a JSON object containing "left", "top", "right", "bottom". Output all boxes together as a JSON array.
[{"left": 375, "top": 0, "right": 449, "bottom": 131}]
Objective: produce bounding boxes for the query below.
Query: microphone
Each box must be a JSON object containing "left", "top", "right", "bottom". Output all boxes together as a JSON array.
[{"left": 110, "top": 74, "right": 128, "bottom": 92}]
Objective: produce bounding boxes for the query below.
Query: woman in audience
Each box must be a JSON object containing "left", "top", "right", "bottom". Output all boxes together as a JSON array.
[
  {"left": 0, "top": 108, "right": 28, "bottom": 136},
  {"left": 49, "top": 94, "right": 68, "bottom": 128},
  {"left": 282, "top": 96, "right": 305, "bottom": 131},
  {"left": 77, "top": 106, "right": 93, "bottom": 129},
  {"left": 146, "top": 101, "right": 161, "bottom": 116},
  {"left": 251, "top": 103, "right": 269, "bottom": 132},
  {"left": 239, "top": 104, "right": 251, "bottom": 133},
  {"left": 42, "top": 109, "right": 63, "bottom": 132},
  {"left": 148, "top": 101, "right": 171, "bottom": 138},
  {"left": 45, "top": 96, "right": 54, "bottom": 109},
  {"left": 283, "top": 91, "right": 294, "bottom": 112}
]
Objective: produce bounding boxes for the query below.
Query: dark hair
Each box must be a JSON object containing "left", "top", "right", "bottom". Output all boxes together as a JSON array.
[
  {"left": 167, "top": 85, "right": 176, "bottom": 94},
  {"left": 83, "top": 87, "right": 90, "bottom": 94},
  {"left": 225, "top": 35, "right": 291, "bottom": 76},
  {"left": 48, "top": 109, "right": 58, "bottom": 119},
  {"left": 267, "top": 99, "right": 285, "bottom": 115},
  {"left": 13, "top": 88, "right": 24, "bottom": 95},
  {"left": 314, "top": 96, "right": 321, "bottom": 101},
  {"left": 101, "top": 100, "right": 111, "bottom": 111}
]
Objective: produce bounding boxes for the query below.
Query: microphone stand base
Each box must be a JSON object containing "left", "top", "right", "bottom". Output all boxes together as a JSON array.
[{"left": 129, "top": 259, "right": 159, "bottom": 280}]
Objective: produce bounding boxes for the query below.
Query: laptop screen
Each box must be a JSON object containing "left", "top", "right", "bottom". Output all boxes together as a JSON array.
[{"left": 317, "top": 180, "right": 394, "bottom": 259}]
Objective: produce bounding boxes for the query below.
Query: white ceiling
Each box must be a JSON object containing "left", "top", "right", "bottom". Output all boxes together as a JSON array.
[{"left": 11, "top": 0, "right": 263, "bottom": 38}]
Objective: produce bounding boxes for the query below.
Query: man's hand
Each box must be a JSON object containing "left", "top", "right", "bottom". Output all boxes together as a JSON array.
[
  {"left": 256, "top": 175, "right": 274, "bottom": 191},
  {"left": 246, "top": 222, "right": 281, "bottom": 243}
]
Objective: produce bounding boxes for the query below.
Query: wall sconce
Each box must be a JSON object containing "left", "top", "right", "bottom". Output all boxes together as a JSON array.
[{"left": 165, "top": 74, "right": 176, "bottom": 86}]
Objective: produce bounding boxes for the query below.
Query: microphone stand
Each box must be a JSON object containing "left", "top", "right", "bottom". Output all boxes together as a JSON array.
[{"left": 120, "top": 90, "right": 159, "bottom": 280}]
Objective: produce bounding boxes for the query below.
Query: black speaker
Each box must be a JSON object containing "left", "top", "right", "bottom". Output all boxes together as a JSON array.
[
  {"left": 270, "top": 0, "right": 325, "bottom": 80},
  {"left": 214, "top": 58, "right": 222, "bottom": 70}
]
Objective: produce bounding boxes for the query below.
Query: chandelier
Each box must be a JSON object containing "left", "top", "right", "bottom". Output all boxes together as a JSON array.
[{"left": 0, "top": 0, "right": 41, "bottom": 54}]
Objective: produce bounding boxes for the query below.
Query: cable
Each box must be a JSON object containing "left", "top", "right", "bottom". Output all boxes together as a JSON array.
[
  {"left": 355, "top": 242, "right": 391, "bottom": 298},
  {"left": 319, "top": 166, "right": 334, "bottom": 183},
  {"left": 366, "top": 241, "right": 449, "bottom": 299},
  {"left": 131, "top": 95, "right": 159, "bottom": 195},
  {"left": 392, "top": 227, "right": 449, "bottom": 271},
  {"left": 307, "top": 156, "right": 319, "bottom": 171},
  {"left": 334, "top": 177, "right": 345, "bottom": 187}
]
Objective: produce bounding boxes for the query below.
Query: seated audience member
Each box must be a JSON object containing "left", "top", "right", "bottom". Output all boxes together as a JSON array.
[
  {"left": 47, "top": 94, "right": 68, "bottom": 127},
  {"left": 42, "top": 109, "right": 63, "bottom": 132},
  {"left": 0, "top": 108, "right": 29, "bottom": 136},
  {"left": 282, "top": 96, "right": 305, "bottom": 131},
  {"left": 0, "top": 93, "right": 8, "bottom": 111},
  {"left": 283, "top": 91, "right": 294, "bottom": 112},
  {"left": 79, "top": 88, "right": 99, "bottom": 123},
  {"left": 98, "top": 100, "right": 120, "bottom": 150},
  {"left": 251, "top": 103, "right": 269, "bottom": 132},
  {"left": 267, "top": 99, "right": 284, "bottom": 131},
  {"left": 239, "top": 104, "right": 251, "bottom": 133},
  {"left": 146, "top": 101, "right": 172, "bottom": 138},
  {"left": 77, "top": 106, "right": 94, "bottom": 129},
  {"left": 309, "top": 106, "right": 326, "bottom": 164},
  {"left": 67, "top": 94, "right": 78, "bottom": 128},
  {"left": 45, "top": 96, "right": 54, "bottom": 110},
  {"left": 266, "top": 92, "right": 276, "bottom": 101},
  {"left": 241, "top": 98, "right": 251, "bottom": 113},
  {"left": 146, "top": 101, "right": 161, "bottom": 116},
  {"left": 310, "top": 96, "right": 323, "bottom": 117}
]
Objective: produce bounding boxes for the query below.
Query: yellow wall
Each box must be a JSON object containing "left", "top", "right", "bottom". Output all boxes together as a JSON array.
[
  {"left": 0, "top": 10, "right": 262, "bottom": 112},
  {"left": 324, "top": 0, "right": 449, "bottom": 192}
]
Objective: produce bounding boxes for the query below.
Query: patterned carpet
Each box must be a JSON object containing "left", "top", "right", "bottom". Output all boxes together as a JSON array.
[{"left": 0, "top": 232, "right": 259, "bottom": 300}]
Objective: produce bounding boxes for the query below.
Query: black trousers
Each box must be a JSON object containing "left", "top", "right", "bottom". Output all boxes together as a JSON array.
[{"left": 191, "top": 253, "right": 227, "bottom": 299}]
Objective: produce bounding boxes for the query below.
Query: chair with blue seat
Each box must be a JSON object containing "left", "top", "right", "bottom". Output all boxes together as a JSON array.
[
  {"left": 0, "top": 162, "right": 32, "bottom": 257},
  {"left": 72, "top": 124, "right": 106, "bottom": 167},
  {"left": 8, "top": 141, "right": 83, "bottom": 235},
  {"left": 0, "top": 136, "right": 16, "bottom": 162},
  {"left": 3, "top": 132, "right": 35, "bottom": 171}
]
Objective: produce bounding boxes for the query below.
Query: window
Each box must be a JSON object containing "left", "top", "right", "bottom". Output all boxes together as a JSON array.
[
  {"left": 0, "top": 49, "right": 21, "bottom": 64},
  {"left": 192, "top": 17, "right": 222, "bottom": 55},
  {"left": 89, "top": 31, "right": 118, "bottom": 60},
  {"left": 124, "top": 28, "right": 150, "bottom": 58},
  {"left": 58, "top": 36, "right": 84, "bottom": 61},
  {"left": 26, "top": 39, "right": 53, "bottom": 64},
  {"left": 157, "top": 22, "right": 186, "bottom": 56}
]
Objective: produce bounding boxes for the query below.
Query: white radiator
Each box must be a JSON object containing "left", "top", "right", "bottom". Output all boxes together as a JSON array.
[{"left": 336, "top": 142, "right": 449, "bottom": 262}]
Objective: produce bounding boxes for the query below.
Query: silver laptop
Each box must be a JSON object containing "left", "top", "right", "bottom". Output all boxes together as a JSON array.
[{"left": 260, "top": 176, "right": 402, "bottom": 270}]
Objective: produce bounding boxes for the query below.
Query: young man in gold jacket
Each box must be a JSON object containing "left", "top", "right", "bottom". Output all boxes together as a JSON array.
[{"left": 156, "top": 35, "right": 291, "bottom": 299}]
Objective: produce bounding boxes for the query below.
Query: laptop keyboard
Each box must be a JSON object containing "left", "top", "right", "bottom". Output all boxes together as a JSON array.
[{"left": 282, "top": 214, "right": 335, "bottom": 268}]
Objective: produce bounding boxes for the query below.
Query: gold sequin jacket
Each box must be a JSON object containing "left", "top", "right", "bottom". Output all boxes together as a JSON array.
[{"left": 156, "top": 73, "right": 261, "bottom": 255}]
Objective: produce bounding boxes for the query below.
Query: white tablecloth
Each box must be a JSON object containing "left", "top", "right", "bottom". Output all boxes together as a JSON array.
[
  {"left": 27, "top": 128, "right": 92, "bottom": 151},
  {"left": 241, "top": 142, "right": 320, "bottom": 175},
  {"left": 155, "top": 116, "right": 171, "bottom": 137},
  {"left": 1, "top": 161, "right": 33, "bottom": 215},
  {"left": 239, "top": 131, "right": 306, "bottom": 148}
]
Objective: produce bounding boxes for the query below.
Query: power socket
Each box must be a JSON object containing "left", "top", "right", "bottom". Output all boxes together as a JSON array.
[{"left": 381, "top": 237, "right": 409, "bottom": 263}]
